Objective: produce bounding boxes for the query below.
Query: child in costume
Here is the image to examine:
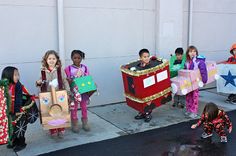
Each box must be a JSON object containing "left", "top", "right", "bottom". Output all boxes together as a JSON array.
[
  {"left": 134, "top": 49, "right": 153, "bottom": 122},
  {"left": 191, "top": 102, "right": 232, "bottom": 143},
  {"left": 36, "top": 50, "right": 70, "bottom": 138},
  {"left": 1, "top": 66, "right": 34, "bottom": 152},
  {"left": 185, "top": 46, "right": 208, "bottom": 119},
  {"left": 225, "top": 43, "right": 236, "bottom": 104},
  {"left": 64, "top": 50, "right": 91, "bottom": 133},
  {"left": 170, "top": 47, "right": 186, "bottom": 108},
  {"left": 170, "top": 48, "right": 186, "bottom": 78}
]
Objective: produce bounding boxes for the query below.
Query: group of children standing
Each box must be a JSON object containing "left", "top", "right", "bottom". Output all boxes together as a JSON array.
[
  {"left": 134, "top": 45, "right": 233, "bottom": 143},
  {"left": 1, "top": 44, "right": 235, "bottom": 152},
  {"left": 2, "top": 49, "right": 91, "bottom": 152}
]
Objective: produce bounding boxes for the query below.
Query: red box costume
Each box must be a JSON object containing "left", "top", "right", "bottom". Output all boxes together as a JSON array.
[{"left": 120, "top": 57, "right": 172, "bottom": 113}]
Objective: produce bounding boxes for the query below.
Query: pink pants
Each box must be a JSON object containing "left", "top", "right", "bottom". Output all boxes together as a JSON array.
[
  {"left": 186, "top": 89, "right": 199, "bottom": 114},
  {"left": 71, "top": 94, "right": 89, "bottom": 120}
]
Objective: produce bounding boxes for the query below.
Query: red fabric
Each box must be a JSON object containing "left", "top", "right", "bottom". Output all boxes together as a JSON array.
[
  {"left": 41, "top": 70, "right": 47, "bottom": 92},
  {"left": 0, "top": 88, "right": 8, "bottom": 144},
  {"left": 57, "top": 67, "right": 63, "bottom": 90},
  {"left": 197, "top": 110, "right": 232, "bottom": 129},
  {"left": 9, "top": 84, "right": 15, "bottom": 114}
]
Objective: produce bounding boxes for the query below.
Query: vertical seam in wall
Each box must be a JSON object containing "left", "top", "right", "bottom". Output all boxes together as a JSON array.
[
  {"left": 154, "top": 0, "right": 159, "bottom": 56},
  {"left": 142, "top": 0, "right": 145, "bottom": 49},
  {"left": 154, "top": 0, "right": 157, "bottom": 55}
]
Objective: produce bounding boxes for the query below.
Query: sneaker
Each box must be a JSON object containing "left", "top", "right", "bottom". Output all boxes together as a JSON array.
[
  {"left": 177, "top": 103, "right": 184, "bottom": 109},
  {"left": 50, "top": 133, "right": 57, "bottom": 139},
  {"left": 184, "top": 111, "right": 190, "bottom": 116},
  {"left": 201, "top": 132, "right": 213, "bottom": 139},
  {"left": 58, "top": 132, "right": 64, "bottom": 139},
  {"left": 230, "top": 100, "right": 236, "bottom": 105},
  {"left": 221, "top": 136, "right": 227, "bottom": 143},
  {"left": 189, "top": 113, "right": 198, "bottom": 119},
  {"left": 225, "top": 98, "right": 231, "bottom": 103},
  {"left": 13, "top": 144, "right": 27, "bottom": 152},
  {"left": 7, "top": 144, "right": 15, "bottom": 149},
  {"left": 144, "top": 114, "right": 152, "bottom": 122},
  {"left": 134, "top": 112, "right": 146, "bottom": 120}
]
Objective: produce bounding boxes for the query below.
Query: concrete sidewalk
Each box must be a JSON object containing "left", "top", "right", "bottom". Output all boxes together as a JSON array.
[{"left": 1, "top": 90, "right": 236, "bottom": 156}]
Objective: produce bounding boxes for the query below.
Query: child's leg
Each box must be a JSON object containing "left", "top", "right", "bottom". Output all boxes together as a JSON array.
[
  {"left": 57, "top": 128, "right": 65, "bottom": 138},
  {"left": 173, "top": 95, "right": 180, "bottom": 107},
  {"left": 214, "top": 123, "right": 227, "bottom": 137},
  {"left": 191, "top": 89, "right": 199, "bottom": 114},
  {"left": 13, "top": 136, "right": 26, "bottom": 152},
  {"left": 214, "top": 123, "right": 228, "bottom": 142},
  {"left": 186, "top": 92, "right": 193, "bottom": 112},
  {"left": 57, "top": 128, "right": 65, "bottom": 134},
  {"left": 71, "top": 101, "right": 80, "bottom": 133},
  {"left": 80, "top": 94, "right": 89, "bottom": 120},
  {"left": 202, "top": 122, "right": 213, "bottom": 138},
  {"left": 203, "top": 122, "right": 213, "bottom": 135},
  {"left": 71, "top": 101, "right": 79, "bottom": 121},
  {"left": 49, "top": 129, "right": 58, "bottom": 136},
  {"left": 80, "top": 94, "right": 90, "bottom": 131}
]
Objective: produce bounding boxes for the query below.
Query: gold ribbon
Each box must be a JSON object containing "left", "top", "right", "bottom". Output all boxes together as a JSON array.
[
  {"left": 120, "top": 59, "right": 169, "bottom": 77},
  {"left": 124, "top": 87, "right": 171, "bottom": 103}
]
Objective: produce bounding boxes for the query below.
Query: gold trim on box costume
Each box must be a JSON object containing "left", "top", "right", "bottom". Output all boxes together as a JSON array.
[
  {"left": 124, "top": 87, "right": 171, "bottom": 103},
  {"left": 120, "top": 58, "right": 169, "bottom": 77}
]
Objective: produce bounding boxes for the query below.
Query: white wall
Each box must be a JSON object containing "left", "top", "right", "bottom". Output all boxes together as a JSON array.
[
  {"left": 0, "top": 0, "right": 58, "bottom": 94},
  {"left": 64, "top": 0, "right": 157, "bottom": 105},
  {"left": 156, "top": 0, "right": 184, "bottom": 59},
  {"left": 1, "top": 0, "right": 236, "bottom": 106},
  {"left": 183, "top": 0, "right": 236, "bottom": 62}
]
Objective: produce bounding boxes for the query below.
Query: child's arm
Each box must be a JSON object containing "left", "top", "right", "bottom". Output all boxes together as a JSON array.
[
  {"left": 61, "top": 69, "right": 71, "bottom": 94},
  {"left": 191, "top": 113, "right": 205, "bottom": 129},
  {"left": 14, "top": 82, "right": 23, "bottom": 113},
  {"left": 198, "top": 61, "right": 208, "bottom": 83},
  {"left": 83, "top": 64, "right": 90, "bottom": 76}
]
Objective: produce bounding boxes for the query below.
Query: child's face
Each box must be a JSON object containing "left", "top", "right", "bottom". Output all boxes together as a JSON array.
[
  {"left": 188, "top": 49, "right": 197, "bottom": 59},
  {"left": 233, "top": 49, "right": 236, "bottom": 56},
  {"left": 140, "top": 52, "right": 150, "bottom": 64},
  {"left": 13, "top": 70, "right": 20, "bottom": 83},
  {"left": 72, "top": 53, "right": 82, "bottom": 66},
  {"left": 176, "top": 54, "right": 183, "bottom": 61},
  {"left": 46, "top": 54, "right": 57, "bottom": 68}
]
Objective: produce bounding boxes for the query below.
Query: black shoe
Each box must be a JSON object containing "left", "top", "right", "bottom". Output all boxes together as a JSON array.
[
  {"left": 178, "top": 103, "right": 184, "bottom": 109},
  {"left": 13, "top": 144, "right": 26, "bottom": 152},
  {"left": 144, "top": 114, "right": 152, "bottom": 122},
  {"left": 7, "top": 144, "right": 15, "bottom": 149},
  {"left": 135, "top": 112, "right": 146, "bottom": 120},
  {"left": 226, "top": 98, "right": 231, "bottom": 103}
]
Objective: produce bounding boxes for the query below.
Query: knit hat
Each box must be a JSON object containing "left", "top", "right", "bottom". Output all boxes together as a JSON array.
[{"left": 230, "top": 43, "right": 236, "bottom": 54}]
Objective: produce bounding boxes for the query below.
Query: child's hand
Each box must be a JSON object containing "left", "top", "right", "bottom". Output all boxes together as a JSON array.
[
  {"left": 74, "top": 93, "right": 82, "bottom": 103},
  {"left": 191, "top": 124, "right": 197, "bottom": 129},
  {"left": 229, "top": 126, "right": 232, "bottom": 133},
  {"left": 67, "top": 78, "right": 73, "bottom": 84},
  {"left": 36, "top": 80, "right": 42, "bottom": 86}
]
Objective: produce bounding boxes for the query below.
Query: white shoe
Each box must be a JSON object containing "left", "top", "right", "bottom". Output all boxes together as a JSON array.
[
  {"left": 221, "top": 136, "right": 227, "bottom": 143},
  {"left": 189, "top": 113, "right": 198, "bottom": 119},
  {"left": 201, "top": 132, "right": 213, "bottom": 139},
  {"left": 184, "top": 111, "right": 190, "bottom": 116}
]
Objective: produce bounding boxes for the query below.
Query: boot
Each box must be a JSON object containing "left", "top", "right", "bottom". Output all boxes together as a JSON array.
[
  {"left": 13, "top": 137, "right": 27, "bottom": 152},
  {"left": 71, "top": 119, "right": 80, "bottom": 133},
  {"left": 81, "top": 118, "right": 90, "bottom": 132}
]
